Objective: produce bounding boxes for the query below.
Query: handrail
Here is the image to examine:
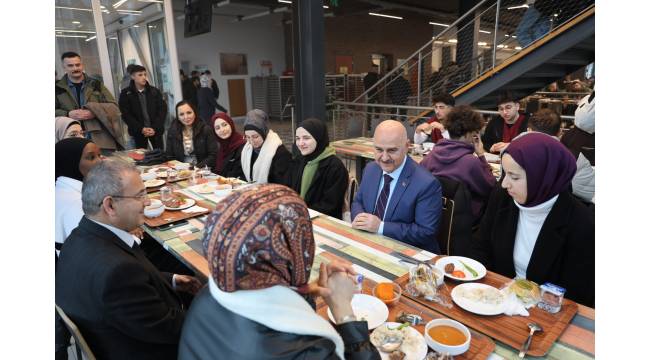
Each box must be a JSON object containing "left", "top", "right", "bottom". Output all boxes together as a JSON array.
[
  {"left": 332, "top": 101, "right": 575, "bottom": 121},
  {"left": 352, "top": 0, "right": 493, "bottom": 103}
]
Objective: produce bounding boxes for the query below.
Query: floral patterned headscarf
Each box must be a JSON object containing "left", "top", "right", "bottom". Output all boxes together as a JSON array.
[{"left": 202, "top": 184, "right": 315, "bottom": 292}]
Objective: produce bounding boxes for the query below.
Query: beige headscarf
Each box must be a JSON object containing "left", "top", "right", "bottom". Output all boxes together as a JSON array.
[{"left": 55, "top": 116, "right": 81, "bottom": 142}]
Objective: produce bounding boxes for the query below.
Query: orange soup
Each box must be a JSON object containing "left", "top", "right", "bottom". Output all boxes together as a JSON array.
[{"left": 428, "top": 325, "right": 466, "bottom": 346}]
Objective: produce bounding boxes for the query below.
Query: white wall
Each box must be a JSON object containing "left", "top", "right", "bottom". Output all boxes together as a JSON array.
[{"left": 174, "top": 13, "right": 286, "bottom": 113}]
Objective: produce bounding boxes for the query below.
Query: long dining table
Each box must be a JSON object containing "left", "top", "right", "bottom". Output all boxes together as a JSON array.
[{"left": 112, "top": 151, "right": 594, "bottom": 360}]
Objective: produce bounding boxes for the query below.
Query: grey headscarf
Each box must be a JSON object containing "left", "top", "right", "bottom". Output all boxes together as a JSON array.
[
  {"left": 244, "top": 109, "right": 270, "bottom": 139},
  {"left": 55, "top": 116, "right": 81, "bottom": 142}
]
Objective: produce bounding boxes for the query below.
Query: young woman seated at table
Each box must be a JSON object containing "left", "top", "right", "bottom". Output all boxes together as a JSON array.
[
  {"left": 419, "top": 105, "right": 496, "bottom": 221},
  {"left": 472, "top": 133, "right": 594, "bottom": 306},
  {"left": 55, "top": 138, "right": 103, "bottom": 256},
  {"left": 210, "top": 112, "right": 246, "bottom": 179},
  {"left": 287, "top": 118, "right": 348, "bottom": 219},
  {"left": 55, "top": 116, "right": 84, "bottom": 142},
  {"left": 166, "top": 101, "right": 218, "bottom": 169},
  {"left": 240, "top": 109, "right": 291, "bottom": 184},
  {"left": 178, "top": 184, "right": 380, "bottom": 360}
]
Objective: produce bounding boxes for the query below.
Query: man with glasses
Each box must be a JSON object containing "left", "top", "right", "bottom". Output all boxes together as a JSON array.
[
  {"left": 56, "top": 160, "right": 201, "bottom": 360},
  {"left": 481, "top": 92, "right": 529, "bottom": 153}
]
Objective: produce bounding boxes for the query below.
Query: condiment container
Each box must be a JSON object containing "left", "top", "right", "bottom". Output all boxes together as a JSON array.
[{"left": 537, "top": 282, "right": 565, "bottom": 314}]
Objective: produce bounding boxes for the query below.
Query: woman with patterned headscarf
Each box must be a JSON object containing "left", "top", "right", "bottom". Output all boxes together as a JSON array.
[
  {"left": 178, "top": 184, "right": 379, "bottom": 360},
  {"left": 472, "top": 133, "right": 594, "bottom": 306}
]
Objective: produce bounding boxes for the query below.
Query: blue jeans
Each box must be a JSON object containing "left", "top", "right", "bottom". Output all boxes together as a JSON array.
[{"left": 516, "top": 7, "right": 551, "bottom": 48}]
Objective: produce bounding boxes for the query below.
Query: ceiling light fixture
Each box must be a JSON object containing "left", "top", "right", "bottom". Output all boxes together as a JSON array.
[
  {"left": 369, "top": 12, "right": 403, "bottom": 20},
  {"left": 72, "top": 21, "right": 81, "bottom": 24},
  {"left": 138, "top": 0, "right": 163, "bottom": 3},
  {"left": 507, "top": 4, "right": 529, "bottom": 10},
  {"left": 479, "top": 29, "right": 491, "bottom": 34},
  {"left": 113, "top": 0, "right": 128, "bottom": 9},
  {"left": 117, "top": 9, "right": 143, "bottom": 15},
  {"left": 477, "top": 42, "right": 487, "bottom": 46},
  {"left": 515, "top": 46, "right": 522, "bottom": 50},
  {"left": 55, "top": 29, "right": 97, "bottom": 34},
  {"left": 429, "top": 21, "right": 449, "bottom": 27},
  {"left": 55, "top": 6, "right": 92, "bottom": 12},
  {"left": 85, "top": 36, "right": 97, "bottom": 42},
  {"left": 497, "top": 44, "right": 505, "bottom": 48},
  {"left": 56, "top": 34, "right": 87, "bottom": 38},
  {"left": 448, "top": 39, "right": 457, "bottom": 43}
]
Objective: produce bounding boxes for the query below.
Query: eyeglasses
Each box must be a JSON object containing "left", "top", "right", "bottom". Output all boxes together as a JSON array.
[
  {"left": 67, "top": 130, "right": 85, "bottom": 138},
  {"left": 99, "top": 191, "right": 148, "bottom": 206}
]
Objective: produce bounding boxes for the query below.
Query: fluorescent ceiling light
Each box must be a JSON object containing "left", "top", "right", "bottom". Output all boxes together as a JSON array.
[
  {"left": 323, "top": 5, "right": 329, "bottom": 8},
  {"left": 504, "top": 34, "right": 510, "bottom": 37},
  {"left": 497, "top": 44, "right": 505, "bottom": 48},
  {"left": 113, "top": 0, "right": 128, "bottom": 9},
  {"left": 477, "top": 42, "right": 487, "bottom": 46},
  {"left": 56, "top": 35, "right": 87, "bottom": 38},
  {"left": 433, "top": 40, "right": 444, "bottom": 44},
  {"left": 448, "top": 39, "right": 457, "bottom": 43},
  {"left": 511, "top": 35, "right": 517, "bottom": 38},
  {"left": 278, "top": 0, "right": 292, "bottom": 3},
  {"left": 55, "top": 29, "right": 96, "bottom": 34},
  {"left": 55, "top": 6, "right": 92, "bottom": 12},
  {"left": 72, "top": 21, "right": 81, "bottom": 24},
  {"left": 429, "top": 21, "right": 449, "bottom": 27},
  {"left": 117, "top": 9, "right": 143, "bottom": 15},
  {"left": 515, "top": 46, "right": 522, "bottom": 50},
  {"left": 85, "top": 36, "right": 97, "bottom": 42},
  {"left": 507, "top": 4, "right": 529, "bottom": 10},
  {"left": 134, "top": 25, "right": 140, "bottom": 27},
  {"left": 479, "top": 29, "right": 491, "bottom": 34},
  {"left": 138, "top": 0, "right": 163, "bottom": 3},
  {"left": 369, "top": 12, "right": 403, "bottom": 20}
]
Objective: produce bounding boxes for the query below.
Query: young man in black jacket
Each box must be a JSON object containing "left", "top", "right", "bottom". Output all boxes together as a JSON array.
[{"left": 118, "top": 65, "right": 167, "bottom": 150}]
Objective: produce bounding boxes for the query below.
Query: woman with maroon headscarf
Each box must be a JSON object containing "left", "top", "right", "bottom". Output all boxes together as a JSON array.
[
  {"left": 472, "top": 133, "right": 594, "bottom": 306},
  {"left": 210, "top": 112, "right": 246, "bottom": 179},
  {"left": 178, "top": 184, "right": 379, "bottom": 360}
]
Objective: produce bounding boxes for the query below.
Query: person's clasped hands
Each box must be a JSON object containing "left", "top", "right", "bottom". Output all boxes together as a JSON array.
[{"left": 298, "top": 262, "right": 361, "bottom": 324}]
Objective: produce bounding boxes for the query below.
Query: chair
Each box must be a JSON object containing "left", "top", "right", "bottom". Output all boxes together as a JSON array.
[
  {"left": 342, "top": 176, "right": 358, "bottom": 223},
  {"left": 435, "top": 176, "right": 476, "bottom": 257},
  {"left": 55, "top": 305, "right": 96, "bottom": 360}
]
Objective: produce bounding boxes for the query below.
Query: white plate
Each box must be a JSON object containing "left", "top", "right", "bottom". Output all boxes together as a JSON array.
[
  {"left": 451, "top": 283, "right": 506, "bottom": 316},
  {"left": 327, "top": 294, "right": 388, "bottom": 330},
  {"left": 144, "top": 179, "right": 165, "bottom": 188},
  {"left": 436, "top": 256, "right": 487, "bottom": 282},
  {"left": 164, "top": 198, "right": 196, "bottom": 211},
  {"left": 194, "top": 184, "right": 215, "bottom": 194},
  {"left": 371, "top": 322, "right": 428, "bottom": 360}
]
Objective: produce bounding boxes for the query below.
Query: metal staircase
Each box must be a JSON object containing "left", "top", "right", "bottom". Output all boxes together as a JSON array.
[{"left": 353, "top": 0, "right": 595, "bottom": 115}]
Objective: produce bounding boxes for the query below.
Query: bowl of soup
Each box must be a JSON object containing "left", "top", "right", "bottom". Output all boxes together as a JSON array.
[{"left": 424, "top": 318, "right": 471, "bottom": 356}]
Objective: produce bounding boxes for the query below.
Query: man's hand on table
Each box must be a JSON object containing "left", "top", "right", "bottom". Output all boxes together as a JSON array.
[
  {"left": 490, "top": 142, "right": 508, "bottom": 153},
  {"left": 351, "top": 213, "right": 381, "bottom": 233},
  {"left": 173, "top": 275, "right": 202, "bottom": 295}
]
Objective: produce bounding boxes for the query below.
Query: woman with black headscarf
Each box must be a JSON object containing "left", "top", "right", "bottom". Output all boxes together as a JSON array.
[
  {"left": 178, "top": 184, "right": 379, "bottom": 360},
  {"left": 55, "top": 138, "right": 103, "bottom": 254},
  {"left": 287, "top": 118, "right": 348, "bottom": 219},
  {"left": 472, "top": 133, "right": 594, "bottom": 306}
]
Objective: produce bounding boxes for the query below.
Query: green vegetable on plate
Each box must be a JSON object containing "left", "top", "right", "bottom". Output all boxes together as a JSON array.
[{"left": 460, "top": 260, "right": 479, "bottom": 278}]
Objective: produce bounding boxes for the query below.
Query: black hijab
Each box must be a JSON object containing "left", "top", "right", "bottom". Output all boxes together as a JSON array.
[
  {"left": 298, "top": 118, "right": 329, "bottom": 162},
  {"left": 55, "top": 137, "right": 93, "bottom": 181}
]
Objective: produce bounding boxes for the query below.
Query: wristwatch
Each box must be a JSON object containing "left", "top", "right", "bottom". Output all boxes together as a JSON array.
[{"left": 336, "top": 314, "right": 357, "bottom": 324}]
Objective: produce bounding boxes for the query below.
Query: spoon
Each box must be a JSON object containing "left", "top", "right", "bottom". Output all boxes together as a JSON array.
[
  {"left": 518, "top": 323, "right": 543, "bottom": 358},
  {"left": 378, "top": 334, "right": 403, "bottom": 353}
]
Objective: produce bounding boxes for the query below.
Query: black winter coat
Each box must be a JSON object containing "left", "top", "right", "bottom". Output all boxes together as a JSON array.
[
  {"left": 247, "top": 144, "right": 292, "bottom": 185},
  {"left": 165, "top": 119, "right": 219, "bottom": 169},
  {"left": 286, "top": 155, "right": 349, "bottom": 219},
  {"left": 472, "top": 188, "right": 595, "bottom": 306},
  {"left": 218, "top": 143, "right": 245, "bottom": 179},
  {"left": 118, "top": 81, "right": 167, "bottom": 137},
  {"left": 481, "top": 114, "right": 529, "bottom": 152},
  {"left": 178, "top": 289, "right": 379, "bottom": 360}
]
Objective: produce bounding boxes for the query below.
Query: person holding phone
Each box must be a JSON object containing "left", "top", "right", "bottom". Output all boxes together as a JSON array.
[{"left": 420, "top": 105, "right": 496, "bottom": 221}]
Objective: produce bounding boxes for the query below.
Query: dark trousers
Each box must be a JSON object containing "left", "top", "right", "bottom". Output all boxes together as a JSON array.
[{"left": 133, "top": 133, "right": 164, "bottom": 150}]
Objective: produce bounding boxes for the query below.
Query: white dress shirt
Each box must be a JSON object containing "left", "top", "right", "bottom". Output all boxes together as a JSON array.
[
  {"left": 374, "top": 157, "right": 407, "bottom": 235},
  {"left": 55, "top": 176, "right": 84, "bottom": 254}
]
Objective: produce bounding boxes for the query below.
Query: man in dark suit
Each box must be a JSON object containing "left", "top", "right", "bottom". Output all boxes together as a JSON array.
[
  {"left": 55, "top": 160, "right": 201, "bottom": 360},
  {"left": 351, "top": 120, "right": 443, "bottom": 253},
  {"left": 118, "top": 65, "right": 167, "bottom": 150}
]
